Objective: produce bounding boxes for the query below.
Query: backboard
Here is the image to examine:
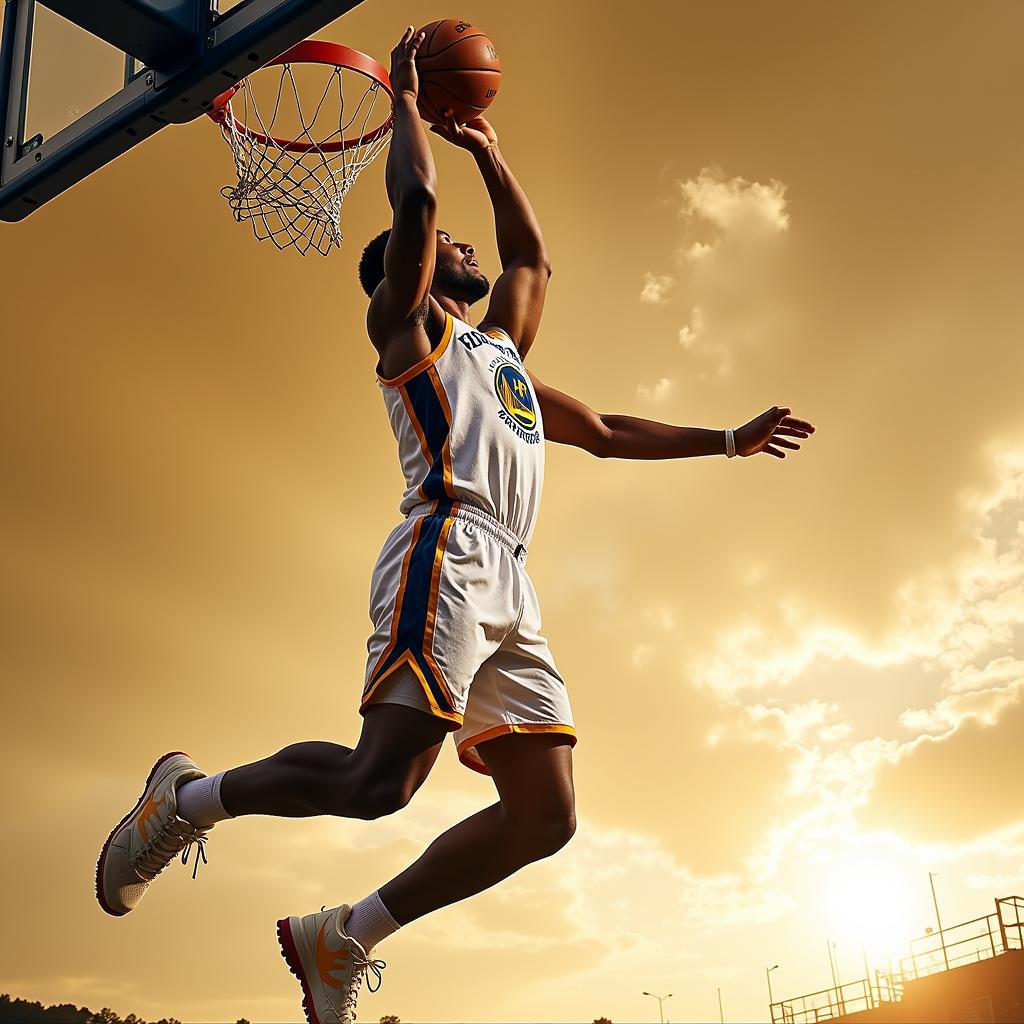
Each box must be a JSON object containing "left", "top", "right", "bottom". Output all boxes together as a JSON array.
[{"left": 0, "top": 0, "right": 369, "bottom": 221}]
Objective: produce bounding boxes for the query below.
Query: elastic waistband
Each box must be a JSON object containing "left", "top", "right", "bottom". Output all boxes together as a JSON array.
[{"left": 407, "top": 500, "right": 528, "bottom": 563}]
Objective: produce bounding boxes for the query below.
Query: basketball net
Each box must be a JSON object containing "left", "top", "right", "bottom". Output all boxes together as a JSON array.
[{"left": 212, "top": 50, "right": 393, "bottom": 255}]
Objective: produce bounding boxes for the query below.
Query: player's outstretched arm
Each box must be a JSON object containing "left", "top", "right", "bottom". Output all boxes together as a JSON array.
[
  {"left": 368, "top": 28, "right": 438, "bottom": 345},
  {"left": 529, "top": 373, "right": 817, "bottom": 459},
  {"left": 430, "top": 113, "right": 550, "bottom": 359}
]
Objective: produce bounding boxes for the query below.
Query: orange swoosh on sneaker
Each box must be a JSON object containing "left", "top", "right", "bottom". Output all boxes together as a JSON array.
[
  {"left": 136, "top": 790, "right": 167, "bottom": 842},
  {"left": 315, "top": 919, "right": 351, "bottom": 990}
]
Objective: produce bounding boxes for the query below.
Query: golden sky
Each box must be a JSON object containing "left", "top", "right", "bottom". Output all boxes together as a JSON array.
[{"left": 3, "top": 2, "right": 1024, "bottom": 1022}]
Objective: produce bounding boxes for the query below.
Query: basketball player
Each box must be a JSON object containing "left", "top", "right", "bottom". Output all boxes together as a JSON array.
[{"left": 95, "top": 27, "right": 816, "bottom": 1024}]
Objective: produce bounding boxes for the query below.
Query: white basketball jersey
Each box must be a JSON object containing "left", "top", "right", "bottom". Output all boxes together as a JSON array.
[{"left": 376, "top": 311, "right": 544, "bottom": 546}]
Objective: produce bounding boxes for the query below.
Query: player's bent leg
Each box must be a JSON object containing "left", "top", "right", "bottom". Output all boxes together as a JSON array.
[
  {"left": 219, "top": 702, "right": 451, "bottom": 819},
  {"left": 375, "top": 730, "right": 576, "bottom": 926},
  {"left": 95, "top": 704, "right": 451, "bottom": 917}
]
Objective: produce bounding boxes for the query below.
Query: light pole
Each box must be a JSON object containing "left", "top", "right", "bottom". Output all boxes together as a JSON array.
[
  {"left": 929, "top": 871, "right": 950, "bottom": 971},
  {"left": 642, "top": 990, "right": 673, "bottom": 1024},
  {"left": 766, "top": 964, "right": 780, "bottom": 1016},
  {"left": 862, "top": 941, "right": 874, "bottom": 1010},
  {"left": 717, "top": 986, "right": 725, "bottom": 1023},
  {"left": 831, "top": 940, "right": 846, "bottom": 1015}
]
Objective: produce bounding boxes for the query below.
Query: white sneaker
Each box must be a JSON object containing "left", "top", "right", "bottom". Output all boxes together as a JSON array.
[
  {"left": 95, "top": 751, "right": 211, "bottom": 916},
  {"left": 277, "top": 903, "right": 387, "bottom": 1024}
]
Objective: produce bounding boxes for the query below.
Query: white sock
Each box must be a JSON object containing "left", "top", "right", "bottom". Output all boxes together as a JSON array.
[
  {"left": 176, "top": 771, "right": 234, "bottom": 828},
  {"left": 343, "top": 891, "right": 401, "bottom": 954}
]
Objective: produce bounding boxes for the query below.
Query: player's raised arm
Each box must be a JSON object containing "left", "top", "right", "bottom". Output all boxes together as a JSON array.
[
  {"left": 430, "top": 113, "right": 550, "bottom": 359},
  {"left": 367, "top": 29, "right": 439, "bottom": 346},
  {"left": 529, "top": 373, "right": 817, "bottom": 460}
]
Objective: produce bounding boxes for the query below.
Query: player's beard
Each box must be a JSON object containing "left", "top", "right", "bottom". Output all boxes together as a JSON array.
[{"left": 436, "top": 261, "right": 490, "bottom": 304}]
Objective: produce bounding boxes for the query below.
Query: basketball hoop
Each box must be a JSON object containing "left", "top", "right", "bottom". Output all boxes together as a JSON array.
[{"left": 208, "top": 41, "right": 393, "bottom": 255}]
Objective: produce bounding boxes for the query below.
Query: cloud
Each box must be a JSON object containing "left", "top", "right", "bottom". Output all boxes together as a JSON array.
[
  {"left": 640, "top": 272, "right": 673, "bottom": 304},
  {"left": 719, "top": 698, "right": 851, "bottom": 748},
  {"left": 677, "top": 443, "right": 1024, "bottom": 876},
  {"left": 861, "top": 691, "right": 1024, "bottom": 842},
  {"left": 679, "top": 168, "right": 790, "bottom": 236},
  {"left": 897, "top": 676, "right": 1022, "bottom": 734},
  {"left": 631, "top": 642, "right": 656, "bottom": 667},
  {"left": 692, "top": 447, "right": 1024, "bottom": 707},
  {"left": 636, "top": 377, "right": 673, "bottom": 402},
  {"left": 678, "top": 305, "right": 705, "bottom": 348},
  {"left": 376, "top": 819, "right": 798, "bottom": 1024},
  {"left": 641, "top": 167, "right": 792, "bottom": 372},
  {"left": 948, "top": 654, "right": 1024, "bottom": 694}
]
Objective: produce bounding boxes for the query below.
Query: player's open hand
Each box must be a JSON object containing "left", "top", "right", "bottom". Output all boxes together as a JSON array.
[
  {"left": 735, "top": 406, "right": 816, "bottom": 458},
  {"left": 429, "top": 111, "right": 497, "bottom": 154},
  {"left": 391, "top": 26, "right": 426, "bottom": 100}
]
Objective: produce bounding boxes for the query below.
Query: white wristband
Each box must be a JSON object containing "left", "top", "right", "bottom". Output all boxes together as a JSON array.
[{"left": 725, "top": 427, "right": 736, "bottom": 458}]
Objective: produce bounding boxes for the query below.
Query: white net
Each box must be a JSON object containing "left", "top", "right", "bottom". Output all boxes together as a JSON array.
[{"left": 214, "top": 56, "right": 392, "bottom": 255}]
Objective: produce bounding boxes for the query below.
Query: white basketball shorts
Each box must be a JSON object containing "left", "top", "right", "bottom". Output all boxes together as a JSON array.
[{"left": 360, "top": 499, "right": 576, "bottom": 775}]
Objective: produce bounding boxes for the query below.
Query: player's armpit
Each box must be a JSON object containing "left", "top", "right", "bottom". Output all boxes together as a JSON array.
[{"left": 529, "top": 373, "right": 613, "bottom": 457}]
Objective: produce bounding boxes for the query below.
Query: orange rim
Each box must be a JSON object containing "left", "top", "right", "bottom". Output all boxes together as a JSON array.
[{"left": 207, "top": 40, "right": 394, "bottom": 153}]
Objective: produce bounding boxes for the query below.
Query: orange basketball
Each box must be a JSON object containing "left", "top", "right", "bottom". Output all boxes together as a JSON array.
[{"left": 414, "top": 19, "right": 502, "bottom": 125}]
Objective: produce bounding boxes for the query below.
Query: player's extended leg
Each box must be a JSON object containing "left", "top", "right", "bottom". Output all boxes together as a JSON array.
[
  {"left": 95, "top": 703, "right": 451, "bottom": 916},
  {"left": 378, "top": 729, "right": 576, "bottom": 924},
  {"left": 276, "top": 731, "right": 575, "bottom": 1024}
]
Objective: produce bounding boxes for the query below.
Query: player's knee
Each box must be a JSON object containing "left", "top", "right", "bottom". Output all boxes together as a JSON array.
[
  {"left": 549, "top": 808, "right": 577, "bottom": 853},
  {"left": 344, "top": 770, "right": 416, "bottom": 820},
  {"left": 520, "top": 807, "right": 577, "bottom": 861},
  {"left": 363, "top": 783, "right": 413, "bottom": 820}
]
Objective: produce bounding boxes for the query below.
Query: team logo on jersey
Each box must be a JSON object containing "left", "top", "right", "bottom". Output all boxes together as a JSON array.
[{"left": 493, "top": 363, "right": 536, "bottom": 429}]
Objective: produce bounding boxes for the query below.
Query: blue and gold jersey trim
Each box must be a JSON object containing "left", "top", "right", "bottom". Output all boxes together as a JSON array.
[
  {"left": 360, "top": 499, "right": 462, "bottom": 725},
  {"left": 402, "top": 364, "right": 455, "bottom": 501}
]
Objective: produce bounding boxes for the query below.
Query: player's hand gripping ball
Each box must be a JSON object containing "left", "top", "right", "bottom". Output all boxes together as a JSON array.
[
  {"left": 414, "top": 18, "right": 502, "bottom": 125},
  {"left": 429, "top": 111, "right": 497, "bottom": 155},
  {"left": 390, "top": 25, "right": 426, "bottom": 99}
]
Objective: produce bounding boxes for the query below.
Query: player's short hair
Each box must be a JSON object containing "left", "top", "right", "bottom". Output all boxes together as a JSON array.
[{"left": 358, "top": 228, "right": 392, "bottom": 297}]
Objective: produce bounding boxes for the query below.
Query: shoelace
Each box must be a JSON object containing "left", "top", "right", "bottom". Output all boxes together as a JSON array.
[
  {"left": 353, "top": 952, "right": 386, "bottom": 993},
  {"left": 180, "top": 832, "right": 209, "bottom": 879},
  {"left": 336, "top": 953, "right": 386, "bottom": 1023},
  {"left": 337, "top": 946, "right": 385, "bottom": 1019},
  {"left": 132, "top": 817, "right": 209, "bottom": 882}
]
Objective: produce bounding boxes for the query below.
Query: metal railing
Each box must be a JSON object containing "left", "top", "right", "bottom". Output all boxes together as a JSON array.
[
  {"left": 899, "top": 895, "right": 1024, "bottom": 982},
  {"left": 771, "top": 977, "right": 885, "bottom": 1023},
  {"left": 769, "top": 896, "right": 1023, "bottom": 1024}
]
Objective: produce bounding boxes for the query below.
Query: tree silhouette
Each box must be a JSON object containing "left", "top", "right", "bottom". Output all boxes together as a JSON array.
[{"left": 1, "top": 995, "right": 92, "bottom": 1024}]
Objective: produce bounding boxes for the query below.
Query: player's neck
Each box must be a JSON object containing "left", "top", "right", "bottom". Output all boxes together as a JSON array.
[{"left": 432, "top": 293, "right": 474, "bottom": 325}]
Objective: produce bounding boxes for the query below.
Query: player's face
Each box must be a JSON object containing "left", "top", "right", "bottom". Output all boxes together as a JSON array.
[{"left": 434, "top": 229, "right": 490, "bottom": 303}]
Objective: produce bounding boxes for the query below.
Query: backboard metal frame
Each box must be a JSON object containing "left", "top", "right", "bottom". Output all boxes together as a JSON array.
[{"left": 0, "top": 0, "right": 367, "bottom": 222}]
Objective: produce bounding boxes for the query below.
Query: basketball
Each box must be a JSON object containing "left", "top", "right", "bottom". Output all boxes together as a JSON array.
[{"left": 414, "top": 19, "right": 502, "bottom": 125}]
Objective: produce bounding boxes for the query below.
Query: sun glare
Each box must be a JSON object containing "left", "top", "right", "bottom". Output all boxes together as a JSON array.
[{"left": 821, "top": 850, "right": 920, "bottom": 963}]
